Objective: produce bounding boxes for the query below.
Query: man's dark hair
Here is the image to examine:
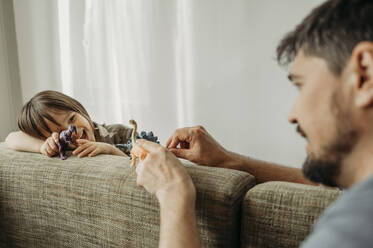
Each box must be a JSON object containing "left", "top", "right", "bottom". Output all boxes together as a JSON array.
[{"left": 277, "top": 0, "right": 373, "bottom": 75}]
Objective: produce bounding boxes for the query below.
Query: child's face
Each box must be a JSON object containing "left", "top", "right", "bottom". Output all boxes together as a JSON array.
[{"left": 41, "top": 110, "right": 96, "bottom": 142}]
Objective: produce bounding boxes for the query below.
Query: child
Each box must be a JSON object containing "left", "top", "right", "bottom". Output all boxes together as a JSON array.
[{"left": 5, "top": 90, "right": 132, "bottom": 158}]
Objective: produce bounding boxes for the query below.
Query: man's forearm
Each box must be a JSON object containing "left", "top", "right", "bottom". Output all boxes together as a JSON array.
[
  {"left": 221, "top": 152, "right": 316, "bottom": 185},
  {"left": 158, "top": 195, "right": 200, "bottom": 248}
]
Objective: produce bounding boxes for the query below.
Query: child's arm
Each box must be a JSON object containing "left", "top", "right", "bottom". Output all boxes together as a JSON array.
[
  {"left": 6, "top": 131, "right": 60, "bottom": 157},
  {"left": 5, "top": 131, "right": 44, "bottom": 153},
  {"left": 73, "top": 139, "right": 128, "bottom": 158}
]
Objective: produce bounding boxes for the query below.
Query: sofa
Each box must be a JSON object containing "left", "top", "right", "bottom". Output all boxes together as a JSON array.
[{"left": 0, "top": 143, "right": 341, "bottom": 248}]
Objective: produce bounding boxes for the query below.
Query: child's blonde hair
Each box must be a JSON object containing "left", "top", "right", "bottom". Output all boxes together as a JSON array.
[{"left": 18, "top": 90, "right": 94, "bottom": 139}]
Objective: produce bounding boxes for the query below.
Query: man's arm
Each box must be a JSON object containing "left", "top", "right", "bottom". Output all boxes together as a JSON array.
[
  {"left": 5, "top": 131, "right": 44, "bottom": 153},
  {"left": 167, "top": 125, "right": 316, "bottom": 185},
  {"left": 158, "top": 188, "right": 199, "bottom": 248},
  {"left": 135, "top": 140, "right": 200, "bottom": 248},
  {"left": 221, "top": 151, "right": 315, "bottom": 185}
]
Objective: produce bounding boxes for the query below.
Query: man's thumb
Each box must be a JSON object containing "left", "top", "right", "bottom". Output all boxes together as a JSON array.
[{"left": 169, "top": 148, "right": 190, "bottom": 159}]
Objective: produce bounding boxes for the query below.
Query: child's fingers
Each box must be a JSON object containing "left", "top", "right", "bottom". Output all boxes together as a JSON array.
[
  {"left": 52, "top": 132, "right": 59, "bottom": 143},
  {"left": 48, "top": 138, "right": 58, "bottom": 153},
  {"left": 45, "top": 143, "right": 53, "bottom": 154},
  {"left": 73, "top": 142, "right": 91, "bottom": 155},
  {"left": 45, "top": 146, "right": 53, "bottom": 157},
  {"left": 88, "top": 148, "right": 100, "bottom": 157},
  {"left": 78, "top": 146, "right": 96, "bottom": 158},
  {"left": 76, "top": 139, "right": 89, "bottom": 145}
]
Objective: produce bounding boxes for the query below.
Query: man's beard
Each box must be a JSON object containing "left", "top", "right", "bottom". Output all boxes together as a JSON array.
[
  {"left": 303, "top": 151, "right": 344, "bottom": 188},
  {"left": 302, "top": 95, "right": 358, "bottom": 188}
]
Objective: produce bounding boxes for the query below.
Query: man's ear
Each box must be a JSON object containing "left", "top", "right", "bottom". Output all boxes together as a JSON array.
[{"left": 352, "top": 42, "right": 373, "bottom": 108}]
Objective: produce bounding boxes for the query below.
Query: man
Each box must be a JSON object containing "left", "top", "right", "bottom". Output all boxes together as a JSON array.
[{"left": 136, "top": 0, "right": 373, "bottom": 247}]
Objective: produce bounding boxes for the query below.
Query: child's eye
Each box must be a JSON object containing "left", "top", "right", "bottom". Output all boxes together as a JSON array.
[{"left": 69, "top": 115, "right": 75, "bottom": 123}]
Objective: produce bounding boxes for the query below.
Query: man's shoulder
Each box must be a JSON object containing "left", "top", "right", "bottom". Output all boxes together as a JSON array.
[
  {"left": 301, "top": 176, "right": 373, "bottom": 248},
  {"left": 325, "top": 176, "right": 373, "bottom": 215}
]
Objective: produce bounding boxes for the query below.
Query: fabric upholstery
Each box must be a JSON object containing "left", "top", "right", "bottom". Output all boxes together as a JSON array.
[
  {"left": 240, "top": 181, "right": 341, "bottom": 248},
  {"left": 0, "top": 144, "right": 255, "bottom": 248}
]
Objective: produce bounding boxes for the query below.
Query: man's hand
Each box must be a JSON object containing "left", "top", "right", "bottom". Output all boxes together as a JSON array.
[
  {"left": 135, "top": 139, "right": 196, "bottom": 204},
  {"left": 135, "top": 140, "right": 200, "bottom": 248},
  {"left": 39, "top": 132, "right": 60, "bottom": 157},
  {"left": 73, "top": 139, "right": 118, "bottom": 158},
  {"left": 166, "top": 125, "right": 232, "bottom": 167}
]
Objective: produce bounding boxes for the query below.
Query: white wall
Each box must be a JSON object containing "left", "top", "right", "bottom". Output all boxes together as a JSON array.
[
  {"left": 191, "top": 0, "right": 324, "bottom": 167},
  {"left": 13, "top": 0, "right": 324, "bottom": 167},
  {"left": 13, "top": 0, "right": 62, "bottom": 100},
  {"left": 0, "top": 0, "right": 22, "bottom": 141}
]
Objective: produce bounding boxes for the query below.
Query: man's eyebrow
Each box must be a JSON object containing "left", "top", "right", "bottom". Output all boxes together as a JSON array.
[{"left": 288, "top": 73, "right": 303, "bottom": 82}]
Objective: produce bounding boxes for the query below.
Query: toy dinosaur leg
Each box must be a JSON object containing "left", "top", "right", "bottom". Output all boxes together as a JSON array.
[
  {"left": 58, "top": 143, "right": 67, "bottom": 160},
  {"left": 139, "top": 150, "right": 148, "bottom": 161},
  {"left": 60, "top": 151, "right": 67, "bottom": 160},
  {"left": 131, "top": 151, "right": 137, "bottom": 167}
]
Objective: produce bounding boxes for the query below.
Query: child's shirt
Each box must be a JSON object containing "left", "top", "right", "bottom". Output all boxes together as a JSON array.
[{"left": 93, "top": 122, "right": 133, "bottom": 155}]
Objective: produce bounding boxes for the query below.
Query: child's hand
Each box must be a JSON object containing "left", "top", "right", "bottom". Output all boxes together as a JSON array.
[
  {"left": 40, "top": 132, "right": 59, "bottom": 157},
  {"left": 73, "top": 139, "right": 116, "bottom": 158}
]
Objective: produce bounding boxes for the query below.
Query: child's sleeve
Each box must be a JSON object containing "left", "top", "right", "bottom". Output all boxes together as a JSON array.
[
  {"left": 104, "top": 124, "right": 133, "bottom": 144},
  {"left": 99, "top": 123, "right": 133, "bottom": 155}
]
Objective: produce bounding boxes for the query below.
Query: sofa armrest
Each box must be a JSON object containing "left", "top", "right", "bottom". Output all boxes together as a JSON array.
[
  {"left": 0, "top": 144, "right": 255, "bottom": 248},
  {"left": 241, "top": 181, "right": 341, "bottom": 248}
]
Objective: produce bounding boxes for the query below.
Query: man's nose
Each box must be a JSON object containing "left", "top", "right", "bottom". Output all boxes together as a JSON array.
[
  {"left": 288, "top": 115, "right": 297, "bottom": 124},
  {"left": 288, "top": 105, "right": 298, "bottom": 124}
]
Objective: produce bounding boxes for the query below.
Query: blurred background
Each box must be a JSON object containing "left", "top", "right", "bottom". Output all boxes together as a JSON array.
[{"left": 1, "top": 0, "right": 324, "bottom": 167}]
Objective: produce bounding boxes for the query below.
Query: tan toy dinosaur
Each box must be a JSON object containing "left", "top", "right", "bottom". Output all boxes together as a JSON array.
[{"left": 129, "top": 119, "right": 149, "bottom": 166}]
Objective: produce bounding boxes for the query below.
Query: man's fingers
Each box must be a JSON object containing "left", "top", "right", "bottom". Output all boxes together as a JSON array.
[
  {"left": 135, "top": 162, "right": 145, "bottom": 187},
  {"left": 167, "top": 131, "right": 192, "bottom": 149},
  {"left": 167, "top": 137, "right": 180, "bottom": 149},
  {"left": 166, "top": 136, "right": 173, "bottom": 148},
  {"left": 135, "top": 161, "right": 143, "bottom": 175},
  {"left": 169, "top": 148, "right": 190, "bottom": 160},
  {"left": 136, "top": 139, "right": 161, "bottom": 152},
  {"left": 180, "top": 141, "right": 189, "bottom": 149}
]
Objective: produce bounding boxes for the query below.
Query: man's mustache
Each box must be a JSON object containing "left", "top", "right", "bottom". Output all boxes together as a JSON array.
[{"left": 297, "top": 125, "right": 307, "bottom": 138}]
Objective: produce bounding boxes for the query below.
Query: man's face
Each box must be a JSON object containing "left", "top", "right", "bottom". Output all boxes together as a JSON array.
[{"left": 288, "top": 50, "right": 358, "bottom": 187}]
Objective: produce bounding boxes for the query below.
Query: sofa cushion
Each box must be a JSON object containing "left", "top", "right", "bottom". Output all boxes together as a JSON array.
[
  {"left": 0, "top": 144, "right": 255, "bottom": 248},
  {"left": 240, "top": 181, "right": 341, "bottom": 248}
]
